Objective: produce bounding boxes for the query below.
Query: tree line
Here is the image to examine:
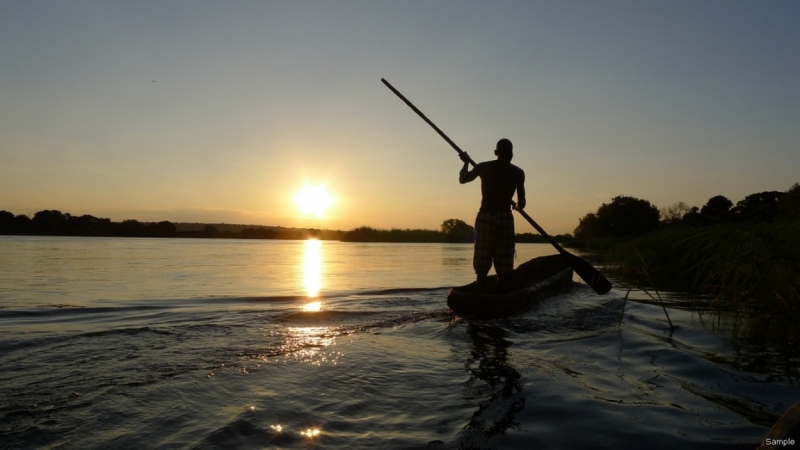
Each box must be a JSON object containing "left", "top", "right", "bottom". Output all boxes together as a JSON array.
[
  {"left": 0, "top": 211, "right": 572, "bottom": 244},
  {"left": 595, "top": 183, "right": 800, "bottom": 318},
  {"left": 0, "top": 210, "right": 342, "bottom": 240},
  {"left": 572, "top": 183, "right": 800, "bottom": 240},
  {"left": 0, "top": 210, "right": 181, "bottom": 238}
]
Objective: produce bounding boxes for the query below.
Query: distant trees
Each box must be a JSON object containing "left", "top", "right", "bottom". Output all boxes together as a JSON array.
[
  {"left": 32, "top": 210, "right": 69, "bottom": 234},
  {"left": 0, "top": 211, "right": 346, "bottom": 240},
  {"left": 692, "top": 190, "right": 793, "bottom": 224},
  {"left": 70, "top": 214, "right": 114, "bottom": 236},
  {"left": 574, "top": 213, "right": 602, "bottom": 240},
  {"left": 574, "top": 196, "right": 660, "bottom": 239},
  {"left": 338, "top": 219, "right": 477, "bottom": 243},
  {"left": 0, "top": 210, "right": 13, "bottom": 233},
  {"left": 700, "top": 195, "right": 733, "bottom": 220},
  {"left": 240, "top": 227, "right": 278, "bottom": 239},
  {"left": 0, "top": 210, "right": 177, "bottom": 238},
  {"left": 0, "top": 211, "right": 32, "bottom": 235},
  {"left": 732, "top": 191, "right": 784, "bottom": 222},
  {"left": 515, "top": 232, "right": 573, "bottom": 243},
  {"left": 778, "top": 183, "right": 800, "bottom": 219},
  {"left": 680, "top": 206, "right": 709, "bottom": 226},
  {"left": 572, "top": 183, "right": 800, "bottom": 242},
  {"left": 341, "top": 226, "right": 445, "bottom": 243},
  {"left": 440, "top": 218, "right": 474, "bottom": 243},
  {"left": 116, "top": 219, "right": 147, "bottom": 237},
  {"left": 340, "top": 221, "right": 573, "bottom": 244},
  {"left": 667, "top": 191, "right": 793, "bottom": 226},
  {"left": 149, "top": 221, "right": 178, "bottom": 237},
  {"left": 203, "top": 225, "right": 220, "bottom": 238},
  {"left": 660, "top": 202, "right": 692, "bottom": 225}
]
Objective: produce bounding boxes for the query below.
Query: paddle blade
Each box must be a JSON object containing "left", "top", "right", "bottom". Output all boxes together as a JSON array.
[{"left": 563, "top": 251, "right": 613, "bottom": 295}]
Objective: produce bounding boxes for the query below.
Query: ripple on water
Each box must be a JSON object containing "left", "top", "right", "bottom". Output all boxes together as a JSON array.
[{"left": 1, "top": 286, "right": 794, "bottom": 449}]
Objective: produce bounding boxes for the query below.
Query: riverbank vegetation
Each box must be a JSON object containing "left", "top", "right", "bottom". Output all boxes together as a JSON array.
[
  {"left": 0, "top": 210, "right": 346, "bottom": 240},
  {"left": 570, "top": 184, "right": 800, "bottom": 317},
  {"left": 340, "top": 226, "right": 445, "bottom": 242},
  {"left": 0, "top": 211, "right": 557, "bottom": 244}
]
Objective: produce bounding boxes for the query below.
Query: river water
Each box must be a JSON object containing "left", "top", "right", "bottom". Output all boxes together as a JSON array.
[{"left": 0, "top": 236, "right": 797, "bottom": 449}]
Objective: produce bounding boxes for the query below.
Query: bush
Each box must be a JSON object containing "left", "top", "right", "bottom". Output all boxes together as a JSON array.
[
  {"left": 608, "top": 219, "right": 800, "bottom": 316},
  {"left": 575, "top": 196, "right": 660, "bottom": 239}
]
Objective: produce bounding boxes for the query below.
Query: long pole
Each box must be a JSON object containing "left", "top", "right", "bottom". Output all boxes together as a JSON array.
[{"left": 381, "top": 78, "right": 612, "bottom": 295}]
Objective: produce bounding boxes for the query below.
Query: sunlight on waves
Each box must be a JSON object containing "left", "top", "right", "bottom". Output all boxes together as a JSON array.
[
  {"left": 301, "top": 427, "right": 321, "bottom": 438},
  {"left": 303, "top": 301, "right": 321, "bottom": 312},
  {"left": 282, "top": 327, "right": 341, "bottom": 366},
  {"left": 303, "top": 239, "right": 322, "bottom": 299},
  {"left": 268, "top": 423, "right": 320, "bottom": 440}
]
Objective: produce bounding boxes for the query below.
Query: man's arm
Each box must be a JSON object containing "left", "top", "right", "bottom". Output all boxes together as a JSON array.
[
  {"left": 459, "top": 153, "right": 480, "bottom": 184},
  {"left": 515, "top": 172, "right": 526, "bottom": 210}
]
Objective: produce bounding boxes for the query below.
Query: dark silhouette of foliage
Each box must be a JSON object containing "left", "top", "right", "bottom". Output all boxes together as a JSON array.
[
  {"left": 515, "top": 233, "right": 573, "bottom": 243},
  {"left": 660, "top": 202, "right": 692, "bottom": 225},
  {"left": 32, "top": 210, "right": 70, "bottom": 235},
  {"left": 574, "top": 196, "right": 660, "bottom": 239},
  {"left": 341, "top": 226, "right": 445, "bottom": 243},
  {"left": 14, "top": 214, "right": 32, "bottom": 233},
  {"left": 778, "top": 183, "right": 800, "bottom": 219},
  {"left": 585, "top": 183, "right": 800, "bottom": 318},
  {"left": 1, "top": 210, "right": 116, "bottom": 236},
  {"left": 0, "top": 211, "right": 22, "bottom": 234},
  {"left": 733, "top": 191, "right": 784, "bottom": 222},
  {"left": 681, "top": 206, "right": 709, "bottom": 226},
  {"left": 69, "top": 214, "right": 114, "bottom": 236},
  {"left": 116, "top": 219, "right": 147, "bottom": 237},
  {"left": 440, "top": 218, "right": 474, "bottom": 243},
  {"left": 609, "top": 219, "right": 800, "bottom": 317},
  {"left": 602, "top": 196, "right": 660, "bottom": 236},
  {"left": 147, "top": 221, "right": 177, "bottom": 237},
  {"left": 700, "top": 195, "right": 733, "bottom": 220},
  {"left": 241, "top": 227, "right": 278, "bottom": 239},
  {"left": 574, "top": 213, "right": 603, "bottom": 240},
  {"left": 203, "top": 225, "right": 220, "bottom": 237}
]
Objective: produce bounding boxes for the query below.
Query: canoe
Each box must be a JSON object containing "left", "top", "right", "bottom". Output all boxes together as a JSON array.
[
  {"left": 758, "top": 399, "right": 800, "bottom": 449},
  {"left": 447, "top": 254, "right": 573, "bottom": 318}
]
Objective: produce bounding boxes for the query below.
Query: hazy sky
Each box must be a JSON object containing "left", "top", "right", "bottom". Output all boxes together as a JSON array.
[{"left": 2, "top": 1, "right": 798, "bottom": 234}]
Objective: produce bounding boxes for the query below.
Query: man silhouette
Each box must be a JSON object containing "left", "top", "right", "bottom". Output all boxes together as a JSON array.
[{"left": 459, "top": 138, "right": 526, "bottom": 293}]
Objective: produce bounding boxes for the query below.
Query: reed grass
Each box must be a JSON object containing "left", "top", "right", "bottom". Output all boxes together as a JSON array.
[{"left": 607, "top": 218, "right": 800, "bottom": 318}]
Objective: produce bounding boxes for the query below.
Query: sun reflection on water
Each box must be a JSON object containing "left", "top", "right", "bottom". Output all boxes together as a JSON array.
[
  {"left": 268, "top": 423, "right": 321, "bottom": 440},
  {"left": 303, "top": 301, "right": 322, "bottom": 312},
  {"left": 281, "top": 327, "right": 341, "bottom": 365},
  {"left": 301, "top": 427, "right": 321, "bottom": 438},
  {"left": 303, "top": 239, "right": 322, "bottom": 298}
]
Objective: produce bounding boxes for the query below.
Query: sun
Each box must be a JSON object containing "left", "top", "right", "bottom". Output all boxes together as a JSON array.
[{"left": 295, "top": 184, "right": 333, "bottom": 217}]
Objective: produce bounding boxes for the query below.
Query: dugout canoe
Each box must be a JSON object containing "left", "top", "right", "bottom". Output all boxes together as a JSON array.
[{"left": 447, "top": 254, "right": 573, "bottom": 318}]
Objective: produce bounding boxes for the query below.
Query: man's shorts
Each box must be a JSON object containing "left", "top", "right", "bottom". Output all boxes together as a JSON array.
[{"left": 473, "top": 210, "right": 515, "bottom": 275}]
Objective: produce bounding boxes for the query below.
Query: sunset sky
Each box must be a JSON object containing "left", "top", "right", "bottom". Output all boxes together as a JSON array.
[{"left": 2, "top": 1, "right": 798, "bottom": 235}]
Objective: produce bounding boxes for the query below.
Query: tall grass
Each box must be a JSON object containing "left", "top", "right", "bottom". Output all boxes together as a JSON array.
[{"left": 608, "top": 218, "right": 800, "bottom": 317}]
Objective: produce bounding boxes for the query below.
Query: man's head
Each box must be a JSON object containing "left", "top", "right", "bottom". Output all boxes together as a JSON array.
[{"left": 494, "top": 138, "right": 513, "bottom": 162}]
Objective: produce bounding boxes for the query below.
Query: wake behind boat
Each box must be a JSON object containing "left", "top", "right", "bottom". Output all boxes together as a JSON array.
[{"left": 447, "top": 254, "right": 573, "bottom": 319}]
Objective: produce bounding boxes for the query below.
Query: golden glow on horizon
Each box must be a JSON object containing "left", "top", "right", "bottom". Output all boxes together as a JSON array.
[
  {"left": 295, "top": 184, "right": 333, "bottom": 217},
  {"left": 303, "top": 239, "right": 322, "bottom": 298}
]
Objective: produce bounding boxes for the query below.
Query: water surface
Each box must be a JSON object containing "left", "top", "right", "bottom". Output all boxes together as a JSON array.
[{"left": 1, "top": 236, "right": 797, "bottom": 449}]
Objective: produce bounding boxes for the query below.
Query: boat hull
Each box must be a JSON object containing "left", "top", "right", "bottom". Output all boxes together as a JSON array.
[{"left": 447, "top": 254, "right": 573, "bottom": 319}]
